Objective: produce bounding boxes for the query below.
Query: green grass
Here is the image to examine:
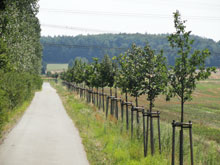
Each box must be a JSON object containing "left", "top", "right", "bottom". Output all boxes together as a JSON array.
[
  {"left": 46, "top": 64, "right": 68, "bottom": 72},
  {"left": 51, "top": 80, "right": 220, "bottom": 164},
  {"left": 0, "top": 92, "right": 35, "bottom": 140}
]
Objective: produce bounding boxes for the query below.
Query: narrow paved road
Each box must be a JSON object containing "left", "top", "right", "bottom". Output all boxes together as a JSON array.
[{"left": 0, "top": 83, "right": 89, "bottom": 165}]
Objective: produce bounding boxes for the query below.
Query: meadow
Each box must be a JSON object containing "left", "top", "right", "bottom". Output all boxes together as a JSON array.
[
  {"left": 46, "top": 64, "right": 68, "bottom": 72},
  {"left": 51, "top": 78, "right": 220, "bottom": 165}
]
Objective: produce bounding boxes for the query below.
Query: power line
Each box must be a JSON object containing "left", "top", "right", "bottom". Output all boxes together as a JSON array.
[
  {"left": 41, "top": 42, "right": 220, "bottom": 55},
  {"left": 117, "top": 0, "right": 220, "bottom": 9},
  {"left": 39, "top": 8, "right": 173, "bottom": 19},
  {"left": 41, "top": 42, "right": 128, "bottom": 51},
  {"left": 40, "top": 8, "right": 220, "bottom": 21},
  {"left": 41, "top": 24, "right": 120, "bottom": 33}
]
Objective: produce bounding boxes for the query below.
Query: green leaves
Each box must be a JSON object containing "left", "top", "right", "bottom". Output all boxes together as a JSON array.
[
  {"left": 0, "top": 0, "right": 42, "bottom": 74},
  {"left": 167, "top": 11, "right": 216, "bottom": 121},
  {"left": 139, "top": 44, "right": 168, "bottom": 108},
  {"left": 63, "top": 54, "right": 117, "bottom": 90},
  {"left": 66, "top": 58, "right": 87, "bottom": 84},
  {"left": 0, "top": 0, "right": 43, "bottom": 118},
  {"left": 117, "top": 43, "right": 168, "bottom": 108},
  {"left": 117, "top": 44, "right": 144, "bottom": 97},
  {"left": 100, "top": 55, "right": 115, "bottom": 88}
]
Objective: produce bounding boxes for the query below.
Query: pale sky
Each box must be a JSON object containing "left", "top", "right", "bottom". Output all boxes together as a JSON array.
[{"left": 37, "top": 0, "right": 220, "bottom": 42}]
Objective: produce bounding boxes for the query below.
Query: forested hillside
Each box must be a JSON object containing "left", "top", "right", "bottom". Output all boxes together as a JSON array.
[
  {"left": 41, "top": 34, "right": 220, "bottom": 66},
  {"left": 0, "top": 0, "right": 42, "bottom": 131}
]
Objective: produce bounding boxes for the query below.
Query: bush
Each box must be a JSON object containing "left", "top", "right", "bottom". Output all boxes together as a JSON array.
[{"left": 0, "top": 71, "right": 42, "bottom": 130}]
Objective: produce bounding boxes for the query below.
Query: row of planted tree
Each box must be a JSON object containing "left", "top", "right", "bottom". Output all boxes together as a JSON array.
[{"left": 60, "top": 11, "right": 215, "bottom": 165}]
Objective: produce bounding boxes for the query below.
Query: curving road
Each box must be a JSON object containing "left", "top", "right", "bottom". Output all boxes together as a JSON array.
[{"left": 0, "top": 82, "right": 89, "bottom": 165}]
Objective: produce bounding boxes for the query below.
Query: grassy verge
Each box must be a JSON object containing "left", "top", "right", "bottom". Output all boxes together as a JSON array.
[
  {"left": 0, "top": 92, "right": 36, "bottom": 142},
  {"left": 52, "top": 81, "right": 170, "bottom": 165},
  {"left": 51, "top": 81, "right": 220, "bottom": 164}
]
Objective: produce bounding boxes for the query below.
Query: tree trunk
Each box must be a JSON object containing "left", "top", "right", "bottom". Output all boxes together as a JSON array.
[
  {"left": 102, "top": 87, "right": 104, "bottom": 112},
  {"left": 150, "top": 100, "right": 154, "bottom": 155},
  {"left": 126, "top": 91, "right": 129, "bottom": 130},
  {"left": 97, "top": 87, "right": 99, "bottom": 107},
  {"left": 180, "top": 98, "right": 184, "bottom": 165},
  {"left": 136, "top": 95, "right": 139, "bottom": 123},
  {"left": 110, "top": 88, "right": 113, "bottom": 115},
  {"left": 92, "top": 87, "right": 94, "bottom": 104},
  {"left": 115, "top": 87, "right": 118, "bottom": 119}
]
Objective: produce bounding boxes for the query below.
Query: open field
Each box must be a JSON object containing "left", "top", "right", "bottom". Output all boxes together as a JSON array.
[
  {"left": 51, "top": 79, "right": 220, "bottom": 164},
  {"left": 104, "top": 79, "right": 220, "bottom": 148},
  {"left": 46, "top": 64, "right": 68, "bottom": 72}
]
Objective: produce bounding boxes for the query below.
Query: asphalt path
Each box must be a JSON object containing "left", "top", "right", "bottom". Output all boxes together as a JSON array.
[{"left": 0, "top": 82, "right": 89, "bottom": 165}]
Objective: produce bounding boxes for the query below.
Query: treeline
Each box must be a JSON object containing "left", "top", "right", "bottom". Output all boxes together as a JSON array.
[
  {"left": 0, "top": 1, "right": 42, "bottom": 130},
  {"left": 41, "top": 33, "right": 220, "bottom": 67}
]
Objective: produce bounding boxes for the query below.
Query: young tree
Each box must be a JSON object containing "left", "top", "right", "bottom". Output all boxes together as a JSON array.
[
  {"left": 99, "top": 55, "right": 113, "bottom": 111},
  {"left": 141, "top": 44, "right": 168, "bottom": 114},
  {"left": 118, "top": 44, "right": 143, "bottom": 106},
  {"left": 167, "top": 10, "right": 215, "bottom": 164},
  {"left": 123, "top": 44, "right": 144, "bottom": 124},
  {"left": 73, "top": 59, "right": 86, "bottom": 86},
  {"left": 91, "top": 58, "right": 101, "bottom": 105},
  {"left": 117, "top": 49, "right": 137, "bottom": 129},
  {"left": 117, "top": 44, "right": 145, "bottom": 133},
  {"left": 140, "top": 43, "right": 168, "bottom": 155}
]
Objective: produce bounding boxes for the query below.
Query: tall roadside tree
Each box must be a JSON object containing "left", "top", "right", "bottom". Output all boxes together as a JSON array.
[
  {"left": 0, "top": 0, "right": 42, "bottom": 132},
  {"left": 167, "top": 10, "right": 216, "bottom": 164}
]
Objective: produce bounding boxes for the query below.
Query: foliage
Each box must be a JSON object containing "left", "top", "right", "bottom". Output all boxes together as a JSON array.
[
  {"left": 84, "top": 63, "right": 94, "bottom": 88},
  {"left": 1, "top": 0, "right": 42, "bottom": 74},
  {"left": 68, "top": 57, "right": 88, "bottom": 69},
  {"left": 140, "top": 44, "right": 168, "bottom": 110},
  {"left": 90, "top": 58, "right": 101, "bottom": 88},
  {"left": 0, "top": 0, "right": 42, "bottom": 132},
  {"left": 0, "top": 71, "right": 42, "bottom": 130},
  {"left": 117, "top": 44, "right": 143, "bottom": 97},
  {"left": 167, "top": 10, "right": 216, "bottom": 165},
  {"left": 41, "top": 34, "right": 220, "bottom": 66},
  {"left": 62, "top": 55, "right": 116, "bottom": 90},
  {"left": 47, "top": 72, "right": 59, "bottom": 79},
  {"left": 167, "top": 10, "right": 216, "bottom": 121},
  {"left": 99, "top": 55, "right": 114, "bottom": 88}
]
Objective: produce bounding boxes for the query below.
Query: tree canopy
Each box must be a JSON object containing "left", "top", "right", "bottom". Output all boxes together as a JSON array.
[
  {"left": 41, "top": 34, "right": 220, "bottom": 67},
  {"left": 0, "top": 0, "right": 42, "bottom": 130}
]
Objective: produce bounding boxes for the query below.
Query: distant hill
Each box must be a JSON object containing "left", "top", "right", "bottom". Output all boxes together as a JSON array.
[{"left": 41, "top": 33, "right": 220, "bottom": 66}]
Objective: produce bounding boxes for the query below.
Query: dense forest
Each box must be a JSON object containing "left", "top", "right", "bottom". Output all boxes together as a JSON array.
[
  {"left": 41, "top": 33, "right": 220, "bottom": 67},
  {"left": 0, "top": 0, "right": 42, "bottom": 130}
]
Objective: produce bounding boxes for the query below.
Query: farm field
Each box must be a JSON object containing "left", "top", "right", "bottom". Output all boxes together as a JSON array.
[
  {"left": 46, "top": 64, "right": 68, "bottom": 72},
  {"left": 51, "top": 78, "right": 220, "bottom": 164},
  {"left": 105, "top": 79, "right": 220, "bottom": 147}
]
